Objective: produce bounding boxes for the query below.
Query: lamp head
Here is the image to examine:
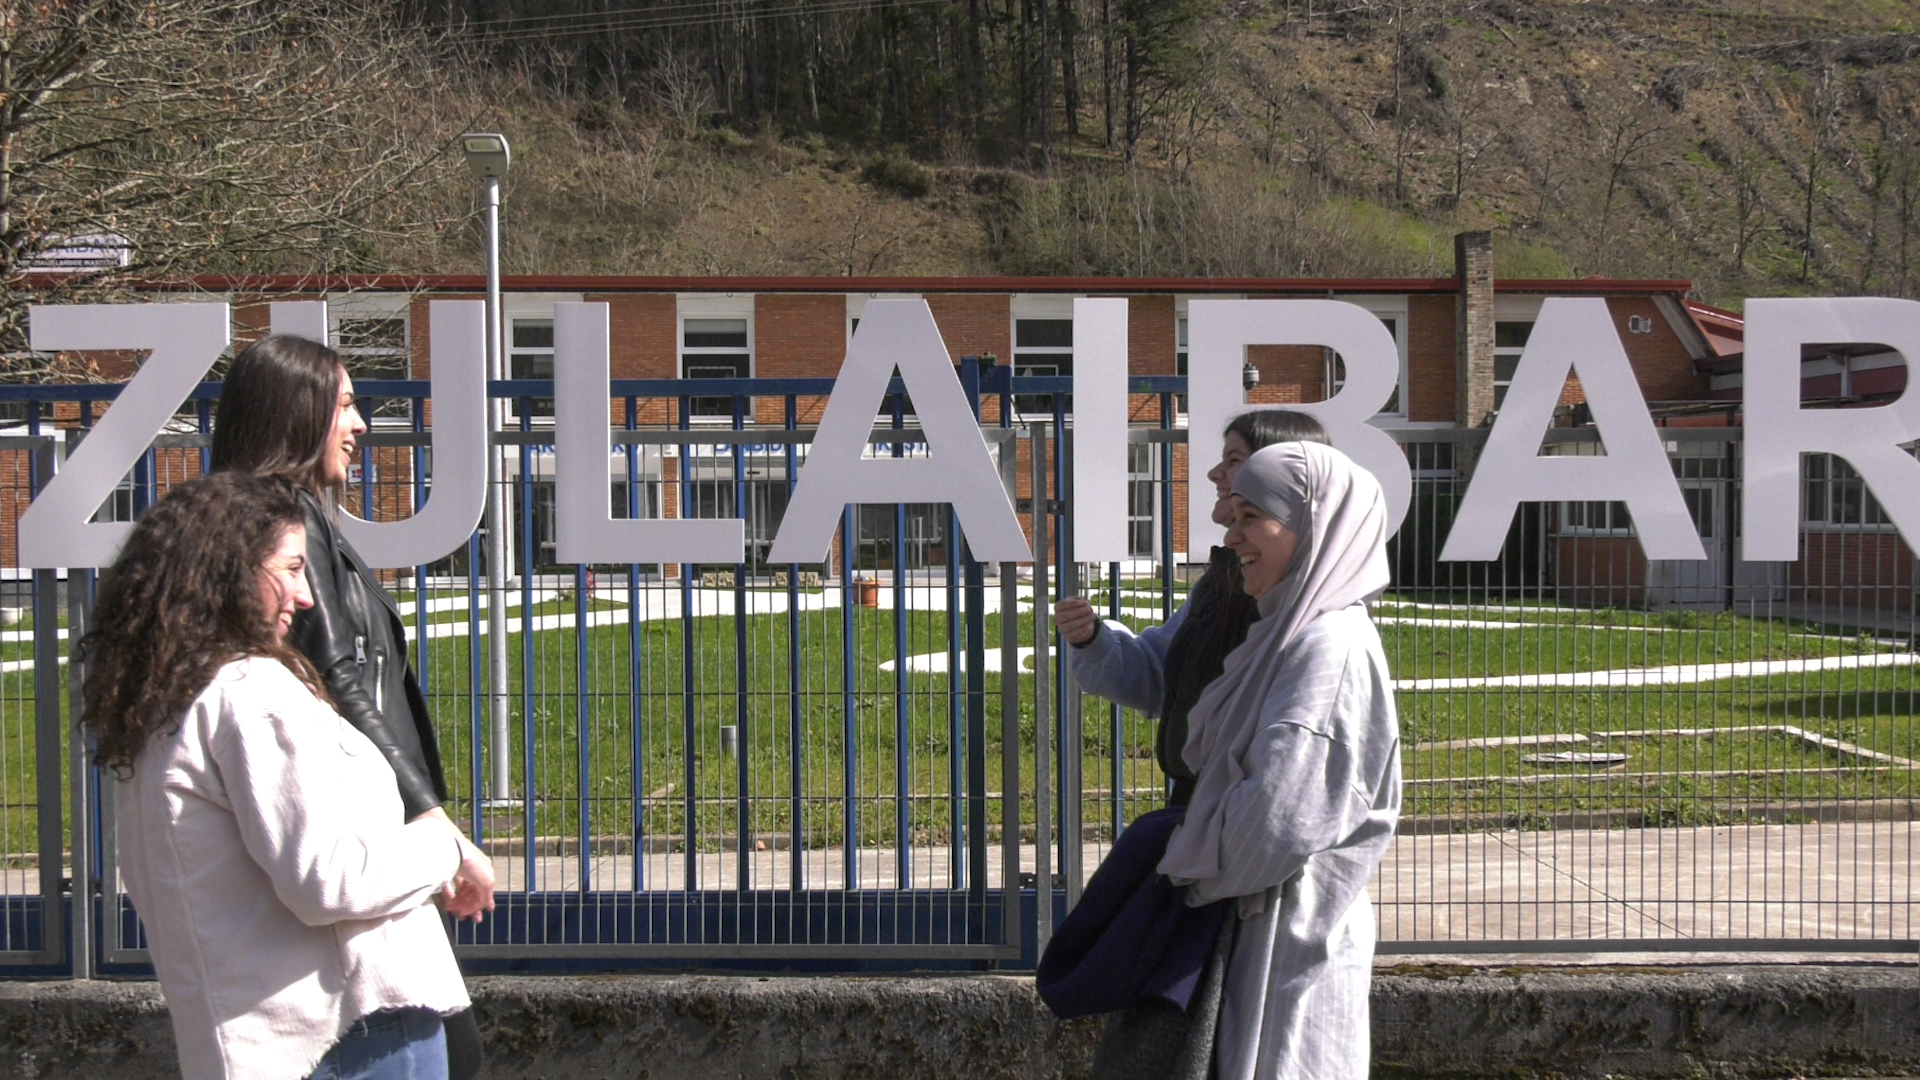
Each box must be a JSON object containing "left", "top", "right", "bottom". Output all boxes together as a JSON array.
[
  {"left": 1242, "top": 361, "right": 1261, "bottom": 392},
  {"left": 460, "top": 133, "right": 511, "bottom": 180}
]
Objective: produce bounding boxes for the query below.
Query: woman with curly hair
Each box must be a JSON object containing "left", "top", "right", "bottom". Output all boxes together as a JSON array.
[
  {"left": 211, "top": 334, "right": 490, "bottom": 1077},
  {"left": 79, "top": 471, "right": 472, "bottom": 1080}
]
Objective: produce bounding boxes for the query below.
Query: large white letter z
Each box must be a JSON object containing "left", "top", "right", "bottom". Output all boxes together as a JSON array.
[{"left": 22, "top": 304, "right": 231, "bottom": 568}]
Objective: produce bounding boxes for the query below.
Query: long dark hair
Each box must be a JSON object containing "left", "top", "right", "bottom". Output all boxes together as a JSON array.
[
  {"left": 1227, "top": 408, "right": 1329, "bottom": 450},
  {"left": 77, "top": 472, "right": 326, "bottom": 775},
  {"left": 210, "top": 334, "right": 344, "bottom": 498}
]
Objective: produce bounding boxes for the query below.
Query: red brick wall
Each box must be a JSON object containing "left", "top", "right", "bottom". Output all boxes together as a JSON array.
[
  {"left": 1792, "top": 532, "right": 1915, "bottom": 611},
  {"left": 754, "top": 293, "right": 845, "bottom": 425},
  {"left": 1407, "top": 294, "right": 1456, "bottom": 422},
  {"left": 1553, "top": 534, "right": 1649, "bottom": 608},
  {"left": 1246, "top": 345, "right": 1328, "bottom": 405},
  {"left": 927, "top": 294, "right": 1010, "bottom": 425},
  {"left": 1611, "top": 297, "right": 1706, "bottom": 401}
]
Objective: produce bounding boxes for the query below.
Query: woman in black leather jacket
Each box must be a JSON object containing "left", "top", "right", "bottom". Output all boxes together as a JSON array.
[{"left": 212, "top": 334, "right": 493, "bottom": 1080}]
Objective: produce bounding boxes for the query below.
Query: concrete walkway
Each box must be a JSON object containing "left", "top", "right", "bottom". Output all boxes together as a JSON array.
[{"left": 437, "top": 819, "right": 1915, "bottom": 948}]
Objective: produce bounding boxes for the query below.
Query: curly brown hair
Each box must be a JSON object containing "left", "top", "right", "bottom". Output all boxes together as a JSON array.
[{"left": 77, "top": 471, "right": 327, "bottom": 775}]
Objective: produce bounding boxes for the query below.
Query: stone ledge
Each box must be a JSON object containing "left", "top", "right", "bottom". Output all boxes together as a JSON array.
[{"left": 0, "top": 964, "right": 1913, "bottom": 1079}]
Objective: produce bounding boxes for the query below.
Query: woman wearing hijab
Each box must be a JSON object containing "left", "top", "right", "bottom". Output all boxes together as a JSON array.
[
  {"left": 1055, "top": 410, "right": 1328, "bottom": 806},
  {"left": 1159, "top": 441, "right": 1401, "bottom": 1080}
]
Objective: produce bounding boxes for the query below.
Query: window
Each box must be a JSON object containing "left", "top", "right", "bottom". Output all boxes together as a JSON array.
[
  {"left": 1803, "top": 454, "right": 1892, "bottom": 527},
  {"left": 1323, "top": 317, "right": 1401, "bottom": 413},
  {"left": 855, "top": 503, "right": 947, "bottom": 571},
  {"left": 1127, "top": 443, "right": 1159, "bottom": 558},
  {"left": 681, "top": 317, "right": 751, "bottom": 419},
  {"left": 91, "top": 477, "right": 138, "bottom": 523},
  {"left": 1562, "top": 501, "right": 1634, "bottom": 534},
  {"left": 1494, "top": 321, "right": 1533, "bottom": 410},
  {"left": 508, "top": 319, "right": 554, "bottom": 421},
  {"left": 1174, "top": 317, "right": 1189, "bottom": 412},
  {"left": 1557, "top": 440, "right": 1632, "bottom": 534},
  {"left": 1013, "top": 317, "right": 1072, "bottom": 414},
  {"left": 335, "top": 315, "right": 410, "bottom": 418}
]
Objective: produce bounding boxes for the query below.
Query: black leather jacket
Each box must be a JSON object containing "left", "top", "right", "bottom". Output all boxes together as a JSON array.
[
  {"left": 289, "top": 489, "right": 448, "bottom": 820},
  {"left": 1155, "top": 546, "right": 1260, "bottom": 807}
]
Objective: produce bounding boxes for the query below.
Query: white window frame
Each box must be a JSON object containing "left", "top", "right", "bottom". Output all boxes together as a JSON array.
[
  {"left": 328, "top": 295, "right": 412, "bottom": 422},
  {"left": 1011, "top": 295, "right": 1074, "bottom": 417},
  {"left": 1327, "top": 295, "right": 1408, "bottom": 418},
  {"left": 679, "top": 295, "right": 754, "bottom": 424},
  {"left": 1801, "top": 452, "right": 1904, "bottom": 531},
  {"left": 497, "top": 293, "right": 579, "bottom": 428},
  {"left": 1555, "top": 441, "right": 1635, "bottom": 535},
  {"left": 1494, "top": 295, "right": 1544, "bottom": 415},
  {"left": 507, "top": 316, "right": 555, "bottom": 424},
  {"left": 1126, "top": 440, "right": 1160, "bottom": 560}
]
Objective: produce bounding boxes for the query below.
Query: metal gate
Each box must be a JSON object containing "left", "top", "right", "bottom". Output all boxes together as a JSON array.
[{"left": 0, "top": 373, "right": 1914, "bottom": 973}]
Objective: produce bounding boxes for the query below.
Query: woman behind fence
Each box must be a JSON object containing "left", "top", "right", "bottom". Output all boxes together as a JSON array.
[
  {"left": 211, "top": 334, "right": 492, "bottom": 1080},
  {"left": 1054, "top": 409, "right": 1328, "bottom": 806},
  {"left": 78, "top": 472, "right": 472, "bottom": 1080},
  {"left": 1163, "top": 440, "right": 1402, "bottom": 1079}
]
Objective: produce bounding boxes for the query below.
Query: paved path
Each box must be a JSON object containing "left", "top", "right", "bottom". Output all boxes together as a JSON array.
[{"left": 441, "top": 819, "right": 1914, "bottom": 947}]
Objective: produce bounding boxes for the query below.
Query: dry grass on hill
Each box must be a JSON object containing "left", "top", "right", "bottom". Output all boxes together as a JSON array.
[{"left": 387, "top": 1, "right": 1920, "bottom": 307}]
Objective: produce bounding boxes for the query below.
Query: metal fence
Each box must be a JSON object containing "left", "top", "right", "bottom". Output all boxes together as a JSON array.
[{"left": 0, "top": 372, "right": 1913, "bottom": 975}]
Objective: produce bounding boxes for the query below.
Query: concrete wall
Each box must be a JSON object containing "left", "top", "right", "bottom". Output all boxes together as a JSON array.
[{"left": 4, "top": 965, "right": 1914, "bottom": 1080}]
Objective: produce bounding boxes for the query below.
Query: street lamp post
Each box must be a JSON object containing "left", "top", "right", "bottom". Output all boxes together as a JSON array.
[{"left": 461, "top": 133, "right": 518, "bottom": 808}]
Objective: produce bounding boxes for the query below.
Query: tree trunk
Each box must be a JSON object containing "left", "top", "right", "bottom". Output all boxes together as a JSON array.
[
  {"left": 1059, "top": 0, "right": 1079, "bottom": 139},
  {"left": 1101, "top": 0, "right": 1115, "bottom": 149}
]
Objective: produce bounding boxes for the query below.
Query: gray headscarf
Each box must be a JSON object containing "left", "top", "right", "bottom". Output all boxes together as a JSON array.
[{"left": 1158, "top": 441, "right": 1390, "bottom": 906}]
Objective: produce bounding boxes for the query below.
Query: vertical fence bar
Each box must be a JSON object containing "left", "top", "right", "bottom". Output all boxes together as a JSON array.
[
  {"left": 840, "top": 503, "right": 859, "bottom": 892},
  {"left": 678, "top": 399, "right": 700, "bottom": 902},
  {"left": 1030, "top": 423, "right": 1054, "bottom": 953},
  {"left": 733, "top": 397, "right": 751, "bottom": 894},
  {"left": 785, "top": 397, "right": 805, "bottom": 896},
  {"left": 890, "top": 392, "right": 911, "bottom": 889},
  {"left": 624, "top": 396, "right": 646, "bottom": 894},
  {"left": 30, "top": 434, "right": 65, "bottom": 969},
  {"left": 1055, "top": 414, "right": 1083, "bottom": 909}
]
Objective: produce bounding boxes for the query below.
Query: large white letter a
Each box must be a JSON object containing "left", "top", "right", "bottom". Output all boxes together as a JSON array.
[{"left": 768, "top": 300, "right": 1031, "bottom": 564}]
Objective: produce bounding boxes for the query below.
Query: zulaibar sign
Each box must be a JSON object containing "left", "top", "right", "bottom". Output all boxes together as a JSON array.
[{"left": 18, "top": 296, "right": 1920, "bottom": 570}]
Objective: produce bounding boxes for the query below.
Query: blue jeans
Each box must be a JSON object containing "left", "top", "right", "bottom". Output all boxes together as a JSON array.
[{"left": 307, "top": 1008, "right": 447, "bottom": 1080}]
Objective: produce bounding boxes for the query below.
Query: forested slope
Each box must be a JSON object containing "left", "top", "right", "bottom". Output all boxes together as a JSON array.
[{"left": 8, "top": 0, "right": 1920, "bottom": 356}]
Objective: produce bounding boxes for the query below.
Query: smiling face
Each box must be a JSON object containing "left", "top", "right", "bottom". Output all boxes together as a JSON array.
[
  {"left": 1223, "top": 496, "right": 1302, "bottom": 599},
  {"left": 1207, "top": 431, "right": 1256, "bottom": 526},
  {"left": 258, "top": 524, "right": 314, "bottom": 639},
  {"left": 317, "top": 367, "right": 368, "bottom": 488}
]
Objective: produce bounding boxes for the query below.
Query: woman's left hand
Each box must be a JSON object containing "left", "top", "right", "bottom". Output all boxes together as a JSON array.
[
  {"left": 444, "top": 838, "right": 496, "bottom": 923},
  {"left": 416, "top": 806, "right": 496, "bottom": 922}
]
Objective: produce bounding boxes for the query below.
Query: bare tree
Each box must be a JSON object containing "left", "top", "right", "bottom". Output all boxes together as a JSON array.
[
  {"left": 0, "top": 0, "right": 466, "bottom": 371},
  {"left": 1800, "top": 61, "right": 1842, "bottom": 284},
  {"left": 1590, "top": 91, "right": 1668, "bottom": 253}
]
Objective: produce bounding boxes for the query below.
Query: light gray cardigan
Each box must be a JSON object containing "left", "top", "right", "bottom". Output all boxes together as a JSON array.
[{"left": 116, "top": 657, "right": 469, "bottom": 1080}]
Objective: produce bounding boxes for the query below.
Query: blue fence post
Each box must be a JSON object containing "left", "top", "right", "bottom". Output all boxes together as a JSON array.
[
  {"left": 784, "top": 394, "right": 804, "bottom": 896},
  {"left": 959, "top": 356, "right": 989, "bottom": 910},
  {"left": 732, "top": 392, "right": 751, "bottom": 894},
  {"left": 890, "top": 383, "right": 910, "bottom": 889},
  {"left": 677, "top": 395, "right": 700, "bottom": 904},
  {"left": 624, "top": 394, "right": 646, "bottom": 893},
  {"left": 839, "top": 501, "right": 858, "bottom": 892}
]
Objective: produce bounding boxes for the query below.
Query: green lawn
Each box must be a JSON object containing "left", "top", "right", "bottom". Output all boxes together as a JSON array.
[{"left": 0, "top": 590, "right": 1912, "bottom": 855}]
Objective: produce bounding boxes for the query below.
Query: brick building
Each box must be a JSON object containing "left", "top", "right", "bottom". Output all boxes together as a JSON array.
[{"left": 10, "top": 232, "right": 1908, "bottom": 614}]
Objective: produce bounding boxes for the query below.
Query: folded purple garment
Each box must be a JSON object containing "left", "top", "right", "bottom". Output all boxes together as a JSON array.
[{"left": 1036, "top": 806, "right": 1231, "bottom": 1020}]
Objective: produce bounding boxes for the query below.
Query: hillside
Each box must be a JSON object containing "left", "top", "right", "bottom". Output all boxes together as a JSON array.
[{"left": 370, "top": 1, "right": 1916, "bottom": 310}]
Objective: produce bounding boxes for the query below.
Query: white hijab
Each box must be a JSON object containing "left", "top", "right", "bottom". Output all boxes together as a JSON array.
[{"left": 1158, "top": 442, "right": 1390, "bottom": 898}]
